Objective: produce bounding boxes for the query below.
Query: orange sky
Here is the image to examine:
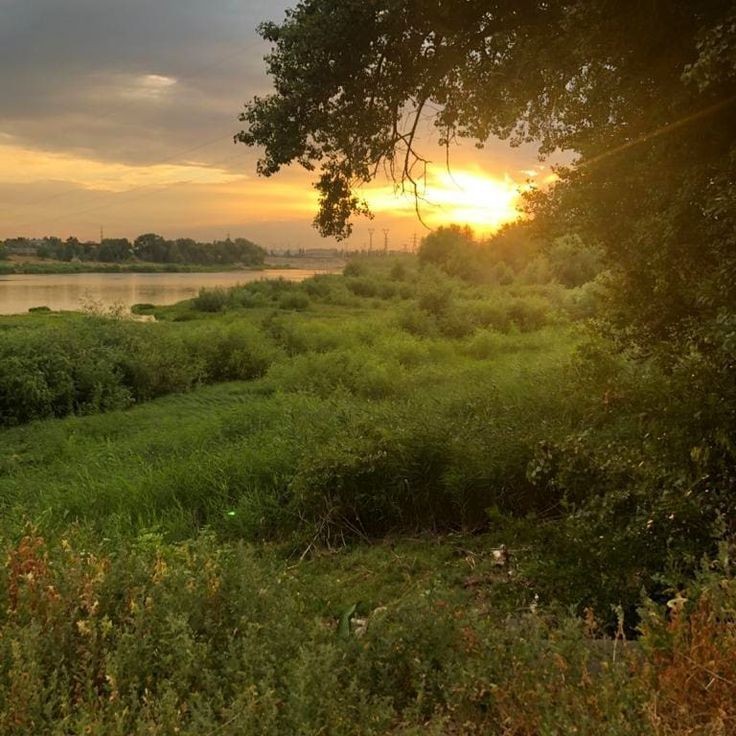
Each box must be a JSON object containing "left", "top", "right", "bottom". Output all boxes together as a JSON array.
[
  {"left": 1, "top": 136, "right": 554, "bottom": 249},
  {"left": 0, "top": 1, "right": 551, "bottom": 250}
]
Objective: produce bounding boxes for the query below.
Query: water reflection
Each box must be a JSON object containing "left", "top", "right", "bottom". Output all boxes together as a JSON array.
[{"left": 0, "top": 270, "right": 329, "bottom": 315}]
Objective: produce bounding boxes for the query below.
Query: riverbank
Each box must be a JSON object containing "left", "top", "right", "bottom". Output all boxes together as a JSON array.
[
  {"left": 0, "top": 268, "right": 336, "bottom": 315},
  {"left": 0, "top": 253, "right": 346, "bottom": 275}
]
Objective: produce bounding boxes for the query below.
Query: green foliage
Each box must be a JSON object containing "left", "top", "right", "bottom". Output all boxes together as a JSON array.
[
  {"left": 418, "top": 225, "right": 476, "bottom": 278},
  {"left": 238, "top": 0, "right": 736, "bottom": 359},
  {"left": 279, "top": 291, "right": 311, "bottom": 311},
  {"left": 193, "top": 286, "right": 229, "bottom": 312},
  {"left": 546, "top": 235, "right": 605, "bottom": 288},
  {"left": 417, "top": 223, "right": 603, "bottom": 291},
  {"left": 0, "top": 258, "right": 734, "bottom": 730},
  {"left": 343, "top": 260, "right": 365, "bottom": 277},
  {"left": 0, "top": 316, "right": 282, "bottom": 426},
  {"left": 2, "top": 529, "right": 735, "bottom": 734},
  {"left": 27, "top": 233, "right": 267, "bottom": 267}
]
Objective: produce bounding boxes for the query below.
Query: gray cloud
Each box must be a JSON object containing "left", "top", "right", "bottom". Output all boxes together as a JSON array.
[{"left": 0, "top": 0, "right": 293, "bottom": 166}]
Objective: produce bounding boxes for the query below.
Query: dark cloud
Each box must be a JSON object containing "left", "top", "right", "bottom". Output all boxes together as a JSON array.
[{"left": 0, "top": 0, "right": 293, "bottom": 165}]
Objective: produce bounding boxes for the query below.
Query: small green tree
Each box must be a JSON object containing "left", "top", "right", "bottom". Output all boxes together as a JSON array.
[{"left": 418, "top": 225, "right": 474, "bottom": 269}]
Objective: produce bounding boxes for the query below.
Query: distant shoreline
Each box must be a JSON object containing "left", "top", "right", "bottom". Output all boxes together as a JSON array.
[{"left": 0, "top": 254, "right": 347, "bottom": 275}]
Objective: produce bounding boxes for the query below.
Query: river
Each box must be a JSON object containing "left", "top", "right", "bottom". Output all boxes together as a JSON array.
[{"left": 0, "top": 269, "right": 331, "bottom": 315}]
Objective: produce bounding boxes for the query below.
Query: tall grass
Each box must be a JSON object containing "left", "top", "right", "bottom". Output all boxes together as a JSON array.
[
  {"left": 1, "top": 256, "right": 734, "bottom": 731},
  {"left": 1, "top": 529, "right": 733, "bottom": 735}
]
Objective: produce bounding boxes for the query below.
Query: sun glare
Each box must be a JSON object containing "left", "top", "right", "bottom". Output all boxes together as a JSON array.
[
  {"left": 365, "top": 167, "right": 528, "bottom": 234},
  {"left": 423, "top": 169, "right": 525, "bottom": 232}
]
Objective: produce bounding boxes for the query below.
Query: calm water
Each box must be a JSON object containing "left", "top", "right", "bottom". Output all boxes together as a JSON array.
[{"left": 0, "top": 269, "right": 330, "bottom": 315}]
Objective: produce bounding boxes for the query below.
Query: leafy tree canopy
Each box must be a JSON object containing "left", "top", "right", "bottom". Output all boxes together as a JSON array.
[{"left": 238, "top": 0, "right": 736, "bottom": 345}]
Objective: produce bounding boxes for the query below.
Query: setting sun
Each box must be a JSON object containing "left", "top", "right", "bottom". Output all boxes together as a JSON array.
[
  {"left": 364, "top": 166, "right": 528, "bottom": 235},
  {"left": 422, "top": 169, "right": 525, "bottom": 231}
]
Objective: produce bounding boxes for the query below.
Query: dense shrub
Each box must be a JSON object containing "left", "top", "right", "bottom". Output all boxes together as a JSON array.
[
  {"left": 192, "top": 286, "right": 229, "bottom": 312},
  {"left": 0, "top": 317, "right": 282, "bottom": 426},
  {"left": 506, "top": 296, "right": 551, "bottom": 331},
  {"left": 418, "top": 223, "right": 604, "bottom": 289},
  {"left": 279, "top": 291, "right": 310, "bottom": 310},
  {"left": 302, "top": 274, "right": 354, "bottom": 304},
  {"left": 547, "top": 235, "right": 605, "bottom": 288},
  {"left": 267, "top": 348, "right": 399, "bottom": 400},
  {"left": 343, "top": 260, "right": 365, "bottom": 277}
]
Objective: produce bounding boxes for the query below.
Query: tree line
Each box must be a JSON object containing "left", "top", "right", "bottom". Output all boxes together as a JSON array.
[{"left": 0, "top": 234, "right": 266, "bottom": 265}]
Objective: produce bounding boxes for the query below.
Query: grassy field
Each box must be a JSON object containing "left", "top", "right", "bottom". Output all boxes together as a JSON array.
[{"left": 1, "top": 255, "right": 733, "bottom": 733}]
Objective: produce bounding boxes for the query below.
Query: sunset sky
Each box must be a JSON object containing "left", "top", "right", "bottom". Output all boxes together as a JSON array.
[{"left": 1, "top": 0, "right": 552, "bottom": 250}]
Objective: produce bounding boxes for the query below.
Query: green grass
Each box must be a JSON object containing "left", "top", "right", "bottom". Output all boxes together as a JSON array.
[
  {"left": 1, "top": 255, "right": 733, "bottom": 733},
  {"left": 0, "top": 323, "right": 579, "bottom": 544}
]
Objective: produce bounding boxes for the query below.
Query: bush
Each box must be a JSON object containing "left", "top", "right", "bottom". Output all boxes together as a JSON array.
[
  {"left": 546, "top": 235, "right": 604, "bottom": 288},
  {"left": 346, "top": 277, "right": 378, "bottom": 298},
  {"left": 507, "top": 297, "right": 551, "bottom": 331},
  {"left": 302, "top": 274, "right": 353, "bottom": 304},
  {"left": 0, "top": 317, "right": 285, "bottom": 427},
  {"left": 189, "top": 323, "right": 281, "bottom": 381},
  {"left": 267, "top": 348, "right": 399, "bottom": 400},
  {"left": 417, "top": 278, "right": 453, "bottom": 317},
  {"left": 279, "top": 291, "right": 310, "bottom": 311},
  {"left": 397, "top": 306, "right": 438, "bottom": 337},
  {"left": 389, "top": 261, "right": 407, "bottom": 280},
  {"left": 466, "top": 299, "right": 512, "bottom": 332},
  {"left": 193, "top": 287, "right": 229, "bottom": 312},
  {"left": 343, "top": 260, "right": 365, "bottom": 277}
]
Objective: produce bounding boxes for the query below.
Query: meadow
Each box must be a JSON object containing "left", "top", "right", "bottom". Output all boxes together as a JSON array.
[{"left": 1, "top": 254, "right": 734, "bottom": 734}]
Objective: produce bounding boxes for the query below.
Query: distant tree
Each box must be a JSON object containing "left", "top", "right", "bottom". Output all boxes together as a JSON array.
[
  {"left": 418, "top": 226, "right": 474, "bottom": 269},
  {"left": 134, "top": 233, "right": 169, "bottom": 262},
  {"left": 484, "top": 223, "right": 542, "bottom": 275},
  {"left": 98, "top": 238, "right": 132, "bottom": 263},
  {"left": 232, "top": 237, "right": 266, "bottom": 265},
  {"left": 545, "top": 236, "right": 604, "bottom": 289},
  {"left": 419, "top": 223, "right": 551, "bottom": 284},
  {"left": 174, "top": 238, "right": 197, "bottom": 264},
  {"left": 82, "top": 242, "right": 99, "bottom": 261},
  {"left": 3, "top": 237, "right": 32, "bottom": 253},
  {"left": 35, "top": 243, "right": 53, "bottom": 260}
]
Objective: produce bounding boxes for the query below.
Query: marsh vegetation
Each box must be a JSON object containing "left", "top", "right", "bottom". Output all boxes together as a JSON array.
[
  {"left": 1, "top": 241, "right": 734, "bottom": 733},
  {"left": 2, "top": 0, "right": 735, "bottom": 730}
]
